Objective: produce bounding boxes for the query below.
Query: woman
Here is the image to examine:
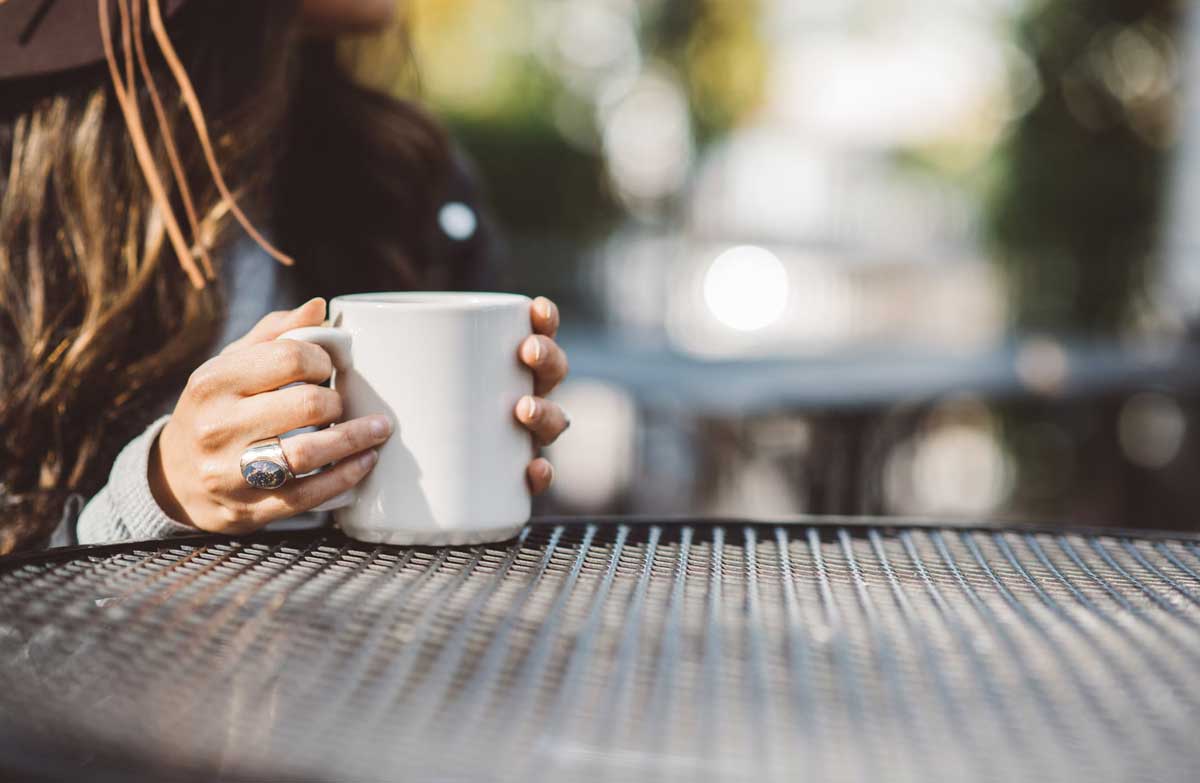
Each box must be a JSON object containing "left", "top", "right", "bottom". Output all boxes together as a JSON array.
[{"left": 0, "top": 0, "right": 570, "bottom": 553}]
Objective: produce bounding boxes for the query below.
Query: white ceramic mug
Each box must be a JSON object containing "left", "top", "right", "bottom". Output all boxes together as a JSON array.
[{"left": 279, "top": 292, "right": 534, "bottom": 545}]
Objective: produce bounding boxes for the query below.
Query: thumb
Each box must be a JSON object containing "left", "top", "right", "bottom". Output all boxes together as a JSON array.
[{"left": 220, "top": 297, "right": 326, "bottom": 354}]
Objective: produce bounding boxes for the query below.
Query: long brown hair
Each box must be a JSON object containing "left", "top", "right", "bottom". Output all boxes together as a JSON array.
[{"left": 0, "top": 0, "right": 450, "bottom": 552}]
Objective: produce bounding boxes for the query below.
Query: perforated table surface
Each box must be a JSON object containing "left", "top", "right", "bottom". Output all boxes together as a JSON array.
[{"left": 2, "top": 518, "right": 1199, "bottom": 782}]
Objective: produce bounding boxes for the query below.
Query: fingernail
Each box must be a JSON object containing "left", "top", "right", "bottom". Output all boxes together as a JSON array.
[
  {"left": 369, "top": 416, "right": 392, "bottom": 439},
  {"left": 542, "top": 461, "right": 555, "bottom": 484},
  {"left": 525, "top": 333, "right": 544, "bottom": 362},
  {"left": 360, "top": 449, "right": 378, "bottom": 469},
  {"left": 535, "top": 297, "right": 553, "bottom": 320},
  {"left": 520, "top": 395, "right": 539, "bottom": 422}
]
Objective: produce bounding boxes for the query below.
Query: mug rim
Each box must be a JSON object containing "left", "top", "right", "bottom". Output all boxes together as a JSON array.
[{"left": 331, "top": 291, "right": 531, "bottom": 311}]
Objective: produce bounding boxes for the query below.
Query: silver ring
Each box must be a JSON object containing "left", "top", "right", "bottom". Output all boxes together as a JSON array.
[{"left": 240, "top": 437, "right": 295, "bottom": 490}]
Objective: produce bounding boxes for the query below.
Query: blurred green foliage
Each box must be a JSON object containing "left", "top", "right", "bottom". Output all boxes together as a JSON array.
[
  {"left": 448, "top": 116, "right": 621, "bottom": 235},
  {"left": 650, "top": 0, "right": 768, "bottom": 144},
  {"left": 987, "top": 0, "right": 1183, "bottom": 335},
  {"left": 404, "top": 0, "right": 765, "bottom": 237}
]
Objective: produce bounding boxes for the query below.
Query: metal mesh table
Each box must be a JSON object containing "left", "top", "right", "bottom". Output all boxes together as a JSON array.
[{"left": 2, "top": 518, "right": 1199, "bottom": 782}]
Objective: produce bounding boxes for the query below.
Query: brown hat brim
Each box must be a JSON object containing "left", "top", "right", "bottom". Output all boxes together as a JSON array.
[{"left": 0, "top": 0, "right": 191, "bottom": 81}]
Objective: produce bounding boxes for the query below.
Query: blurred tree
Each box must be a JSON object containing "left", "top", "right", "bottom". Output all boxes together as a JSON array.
[
  {"left": 986, "top": 1, "right": 1193, "bottom": 531},
  {"left": 395, "top": 0, "right": 764, "bottom": 234},
  {"left": 397, "top": 0, "right": 620, "bottom": 235},
  {"left": 336, "top": 0, "right": 765, "bottom": 311},
  {"left": 987, "top": 0, "right": 1183, "bottom": 335},
  {"left": 650, "top": 0, "right": 767, "bottom": 144}
]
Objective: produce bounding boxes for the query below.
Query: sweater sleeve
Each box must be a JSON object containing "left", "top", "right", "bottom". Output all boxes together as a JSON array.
[{"left": 76, "top": 415, "right": 198, "bottom": 545}]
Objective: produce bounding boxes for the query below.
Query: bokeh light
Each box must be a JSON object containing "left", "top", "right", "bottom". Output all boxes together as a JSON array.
[
  {"left": 885, "top": 398, "right": 1013, "bottom": 516},
  {"left": 702, "top": 245, "right": 790, "bottom": 332},
  {"left": 1015, "top": 337, "right": 1070, "bottom": 396},
  {"left": 771, "top": 21, "right": 1014, "bottom": 150},
  {"left": 1118, "top": 392, "right": 1186, "bottom": 469},
  {"left": 543, "top": 0, "right": 640, "bottom": 98},
  {"left": 437, "top": 202, "right": 478, "bottom": 241},
  {"left": 600, "top": 70, "right": 693, "bottom": 206}
]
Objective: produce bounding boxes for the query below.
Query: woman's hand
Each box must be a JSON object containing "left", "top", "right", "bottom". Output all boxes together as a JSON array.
[
  {"left": 150, "top": 298, "right": 392, "bottom": 534},
  {"left": 516, "top": 297, "right": 571, "bottom": 494}
]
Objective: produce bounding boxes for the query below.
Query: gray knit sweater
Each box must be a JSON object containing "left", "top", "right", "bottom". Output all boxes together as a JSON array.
[{"left": 76, "top": 415, "right": 195, "bottom": 544}]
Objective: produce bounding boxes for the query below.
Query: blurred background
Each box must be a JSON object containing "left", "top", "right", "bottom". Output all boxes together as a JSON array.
[{"left": 366, "top": 0, "right": 1200, "bottom": 529}]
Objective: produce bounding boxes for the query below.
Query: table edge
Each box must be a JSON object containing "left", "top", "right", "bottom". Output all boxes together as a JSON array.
[{"left": 2, "top": 514, "right": 1198, "bottom": 570}]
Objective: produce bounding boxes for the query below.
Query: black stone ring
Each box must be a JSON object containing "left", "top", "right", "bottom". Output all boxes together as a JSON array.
[{"left": 240, "top": 437, "right": 295, "bottom": 490}]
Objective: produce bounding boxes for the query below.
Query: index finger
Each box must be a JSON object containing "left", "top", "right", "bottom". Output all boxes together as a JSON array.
[
  {"left": 221, "top": 298, "right": 327, "bottom": 355},
  {"left": 530, "top": 296, "right": 559, "bottom": 338},
  {"left": 203, "top": 339, "right": 333, "bottom": 397}
]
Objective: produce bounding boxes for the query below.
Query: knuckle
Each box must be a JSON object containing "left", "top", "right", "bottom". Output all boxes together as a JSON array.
[
  {"left": 547, "top": 342, "right": 566, "bottom": 369},
  {"left": 218, "top": 502, "right": 262, "bottom": 534},
  {"left": 275, "top": 341, "right": 309, "bottom": 377},
  {"left": 335, "top": 425, "right": 362, "bottom": 454},
  {"left": 185, "top": 362, "right": 221, "bottom": 398},
  {"left": 299, "top": 386, "right": 338, "bottom": 422},
  {"left": 298, "top": 387, "right": 323, "bottom": 420},
  {"left": 200, "top": 462, "right": 225, "bottom": 494},
  {"left": 327, "top": 390, "right": 344, "bottom": 419},
  {"left": 193, "top": 416, "right": 229, "bottom": 449},
  {"left": 286, "top": 441, "right": 312, "bottom": 472},
  {"left": 274, "top": 489, "right": 310, "bottom": 516},
  {"left": 217, "top": 502, "right": 246, "bottom": 526},
  {"left": 275, "top": 496, "right": 308, "bottom": 518},
  {"left": 314, "top": 348, "right": 334, "bottom": 378}
]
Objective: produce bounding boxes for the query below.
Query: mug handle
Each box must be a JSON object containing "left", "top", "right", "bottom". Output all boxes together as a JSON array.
[
  {"left": 277, "top": 326, "right": 356, "bottom": 511},
  {"left": 277, "top": 325, "right": 353, "bottom": 371}
]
